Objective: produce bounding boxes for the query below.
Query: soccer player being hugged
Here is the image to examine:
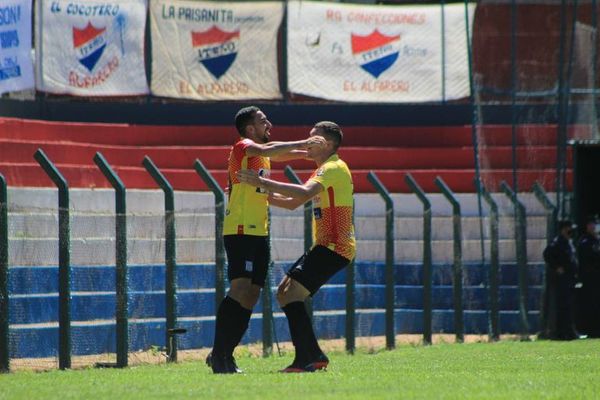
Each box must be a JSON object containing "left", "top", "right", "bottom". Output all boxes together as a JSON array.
[
  {"left": 238, "top": 121, "right": 355, "bottom": 373},
  {"left": 208, "top": 106, "right": 326, "bottom": 374}
]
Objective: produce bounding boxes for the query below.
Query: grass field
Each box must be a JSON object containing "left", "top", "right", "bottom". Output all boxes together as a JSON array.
[{"left": 1, "top": 339, "right": 599, "bottom": 399}]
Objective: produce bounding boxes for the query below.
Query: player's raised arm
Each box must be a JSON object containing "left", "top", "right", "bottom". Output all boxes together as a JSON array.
[
  {"left": 244, "top": 136, "right": 326, "bottom": 159},
  {"left": 269, "top": 149, "right": 308, "bottom": 162}
]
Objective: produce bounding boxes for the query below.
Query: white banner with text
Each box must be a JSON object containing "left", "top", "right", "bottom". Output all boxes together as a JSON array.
[
  {"left": 150, "top": 0, "right": 282, "bottom": 100},
  {"left": 287, "top": 1, "right": 475, "bottom": 103},
  {"left": 0, "top": 0, "right": 34, "bottom": 94},
  {"left": 36, "top": 0, "right": 149, "bottom": 96}
]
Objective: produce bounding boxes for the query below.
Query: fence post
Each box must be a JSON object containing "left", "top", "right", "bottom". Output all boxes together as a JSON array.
[
  {"left": 500, "top": 181, "right": 530, "bottom": 338},
  {"left": 93, "top": 152, "right": 129, "bottom": 368},
  {"left": 532, "top": 182, "right": 558, "bottom": 244},
  {"left": 345, "top": 256, "right": 356, "bottom": 354},
  {"left": 193, "top": 160, "right": 226, "bottom": 313},
  {"left": 405, "top": 173, "right": 432, "bottom": 345},
  {"left": 262, "top": 208, "right": 273, "bottom": 358},
  {"left": 284, "top": 166, "right": 313, "bottom": 320},
  {"left": 0, "top": 174, "right": 9, "bottom": 372},
  {"left": 479, "top": 185, "right": 500, "bottom": 341},
  {"left": 532, "top": 182, "right": 558, "bottom": 338},
  {"left": 346, "top": 201, "right": 356, "bottom": 354},
  {"left": 262, "top": 263, "right": 273, "bottom": 357},
  {"left": 143, "top": 156, "right": 178, "bottom": 362},
  {"left": 367, "top": 172, "right": 395, "bottom": 349},
  {"left": 434, "top": 177, "right": 464, "bottom": 343},
  {"left": 34, "top": 149, "right": 71, "bottom": 370}
]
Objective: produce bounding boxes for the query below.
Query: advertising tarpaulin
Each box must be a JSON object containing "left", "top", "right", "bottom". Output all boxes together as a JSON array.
[
  {"left": 36, "top": 0, "right": 149, "bottom": 96},
  {"left": 150, "top": 0, "right": 282, "bottom": 100},
  {"left": 287, "top": 1, "right": 475, "bottom": 103},
  {"left": 0, "top": 0, "right": 34, "bottom": 94}
]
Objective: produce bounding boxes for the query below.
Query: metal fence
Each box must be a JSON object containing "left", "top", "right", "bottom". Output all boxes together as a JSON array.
[{"left": 0, "top": 150, "right": 556, "bottom": 372}]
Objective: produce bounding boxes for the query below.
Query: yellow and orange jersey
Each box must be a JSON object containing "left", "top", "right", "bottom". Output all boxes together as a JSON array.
[
  {"left": 308, "top": 154, "right": 356, "bottom": 260},
  {"left": 224, "top": 138, "right": 271, "bottom": 236}
]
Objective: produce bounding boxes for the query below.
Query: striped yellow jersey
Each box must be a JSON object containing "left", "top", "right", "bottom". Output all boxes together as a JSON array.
[
  {"left": 224, "top": 138, "right": 270, "bottom": 236},
  {"left": 308, "top": 154, "right": 355, "bottom": 260}
]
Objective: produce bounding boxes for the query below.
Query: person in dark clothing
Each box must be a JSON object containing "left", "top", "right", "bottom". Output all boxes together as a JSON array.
[
  {"left": 542, "top": 220, "right": 581, "bottom": 340},
  {"left": 576, "top": 216, "right": 600, "bottom": 337}
]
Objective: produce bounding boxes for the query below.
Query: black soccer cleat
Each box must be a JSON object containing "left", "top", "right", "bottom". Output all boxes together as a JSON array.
[
  {"left": 228, "top": 355, "right": 243, "bottom": 374},
  {"left": 210, "top": 353, "right": 233, "bottom": 374},
  {"left": 207, "top": 352, "right": 243, "bottom": 374}
]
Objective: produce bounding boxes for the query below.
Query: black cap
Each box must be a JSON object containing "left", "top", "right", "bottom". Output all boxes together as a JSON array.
[{"left": 585, "top": 215, "right": 599, "bottom": 225}]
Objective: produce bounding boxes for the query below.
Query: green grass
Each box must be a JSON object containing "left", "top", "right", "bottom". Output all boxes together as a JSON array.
[{"left": 2, "top": 340, "right": 600, "bottom": 399}]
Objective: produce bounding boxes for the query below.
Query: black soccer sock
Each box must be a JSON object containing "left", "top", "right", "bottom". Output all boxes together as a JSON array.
[
  {"left": 282, "top": 301, "right": 322, "bottom": 366},
  {"left": 226, "top": 302, "right": 252, "bottom": 356},
  {"left": 212, "top": 296, "right": 239, "bottom": 357}
]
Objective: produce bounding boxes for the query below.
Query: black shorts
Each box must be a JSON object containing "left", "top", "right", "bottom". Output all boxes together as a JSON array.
[
  {"left": 224, "top": 234, "right": 270, "bottom": 287},
  {"left": 287, "top": 245, "right": 350, "bottom": 296}
]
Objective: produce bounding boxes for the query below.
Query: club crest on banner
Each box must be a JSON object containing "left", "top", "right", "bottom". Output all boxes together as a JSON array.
[
  {"left": 351, "top": 29, "right": 400, "bottom": 79},
  {"left": 192, "top": 26, "right": 240, "bottom": 79},
  {"left": 73, "top": 22, "right": 107, "bottom": 72}
]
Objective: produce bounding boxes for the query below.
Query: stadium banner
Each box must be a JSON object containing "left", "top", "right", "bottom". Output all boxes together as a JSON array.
[
  {"left": 287, "top": 1, "right": 475, "bottom": 103},
  {"left": 150, "top": 0, "right": 282, "bottom": 100},
  {"left": 0, "top": 0, "right": 34, "bottom": 94},
  {"left": 35, "top": 0, "right": 148, "bottom": 96}
]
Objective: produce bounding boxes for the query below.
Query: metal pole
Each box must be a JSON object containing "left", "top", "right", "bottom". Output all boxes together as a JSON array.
[
  {"left": 500, "top": 181, "right": 530, "bottom": 338},
  {"left": 366, "top": 172, "right": 395, "bottom": 349},
  {"left": 560, "top": 0, "right": 580, "bottom": 217},
  {"left": 143, "top": 156, "right": 178, "bottom": 362},
  {"left": 556, "top": 0, "right": 568, "bottom": 215},
  {"left": 193, "top": 160, "right": 226, "bottom": 313},
  {"left": 281, "top": 0, "right": 290, "bottom": 103},
  {"left": 510, "top": 0, "right": 519, "bottom": 193},
  {"left": 532, "top": 182, "right": 558, "bottom": 339},
  {"left": 93, "top": 152, "right": 129, "bottom": 368},
  {"left": 434, "top": 177, "right": 464, "bottom": 343},
  {"left": 0, "top": 174, "right": 9, "bottom": 372},
  {"left": 262, "top": 261, "right": 273, "bottom": 357},
  {"left": 34, "top": 149, "right": 71, "bottom": 370},
  {"left": 592, "top": 0, "right": 599, "bottom": 139},
  {"left": 480, "top": 185, "right": 500, "bottom": 341},
  {"left": 441, "top": 0, "right": 446, "bottom": 103},
  {"left": 533, "top": 182, "right": 558, "bottom": 245},
  {"left": 345, "top": 201, "right": 356, "bottom": 354},
  {"left": 284, "top": 166, "right": 313, "bottom": 320},
  {"left": 405, "top": 173, "right": 432, "bottom": 345},
  {"left": 464, "top": 0, "right": 487, "bottom": 270},
  {"left": 262, "top": 207, "right": 274, "bottom": 357}
]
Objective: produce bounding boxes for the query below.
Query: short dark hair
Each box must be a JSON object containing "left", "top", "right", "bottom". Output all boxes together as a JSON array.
[
  {"left": 235, "top": 106, "right": 260, "bottom": 136},
  {"left": 314, "top": 121, "right": 343, "bottom": 151},
  {"left": 558, "top": 220, "right": 575, "bottom": 231}
]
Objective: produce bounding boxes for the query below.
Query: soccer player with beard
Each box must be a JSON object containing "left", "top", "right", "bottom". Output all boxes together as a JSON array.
[
  {"left": 208, "top": 106, "right": 326, "bottom": 373},
  {"left": 237, "top": 121, "right": 355, "bottom": 372}
]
